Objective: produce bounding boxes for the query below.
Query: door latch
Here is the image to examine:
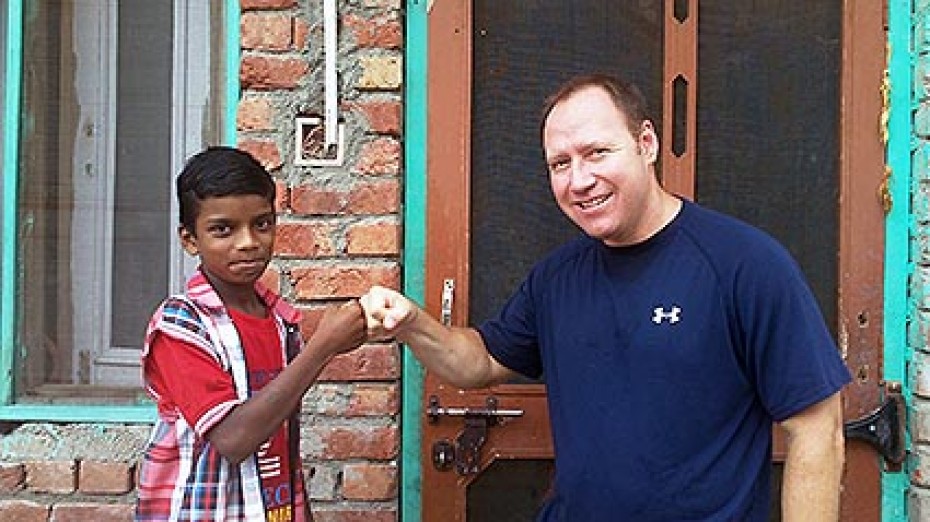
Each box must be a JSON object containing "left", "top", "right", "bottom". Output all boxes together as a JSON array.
[
  {"left": 843, "top": 381, "right": 905, "bottom": 469},
  {"left": 428, "top": 395, "right": 524, "bottom": 475}
]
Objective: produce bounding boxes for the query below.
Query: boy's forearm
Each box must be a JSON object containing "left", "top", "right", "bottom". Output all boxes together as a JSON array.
[{"left": 206, "top": 341, "right": 335, "bottom": 464}]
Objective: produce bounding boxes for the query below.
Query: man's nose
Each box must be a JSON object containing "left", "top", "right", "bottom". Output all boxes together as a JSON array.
[{"left": 569, "top": 159, "right": 596, "bottom": 190}]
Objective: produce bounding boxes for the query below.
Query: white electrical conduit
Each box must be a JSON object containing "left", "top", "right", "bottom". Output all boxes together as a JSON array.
[{"left": 323, "top": 0, "right": 338, "bottom": 148}]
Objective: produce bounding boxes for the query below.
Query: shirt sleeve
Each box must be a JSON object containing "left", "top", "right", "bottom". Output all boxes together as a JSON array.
[
  {"left": 146, "top": 332, "right": 241, "bottom": 433},
  {"left": 738, "top": 246, "right": 852, "bottom": 422},
  {"left": 478, "top": 276, "right": 544, "bottom": 379}
]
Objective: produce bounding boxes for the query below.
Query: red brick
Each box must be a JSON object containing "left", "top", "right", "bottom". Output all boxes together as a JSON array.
[
  {"left": 290, "top": 265, "right": 400, "bottom": 299},
  {"left": 238, "top": 139, "right": 283, "bottom": 171},
  {"left": 241, "top": 55, "right": 309, "bottom": 90},
  {"left": 25, "top": 460, "right": 76, "bottom": 494},
  {"left": 291, "top": 183, "right": 348, "bottom": 215},
  {"left": 275, "top": 221, "right": 338, "bottom": 257},
  {"left": 341, "top": 463, "right": 398, "bottom": 500},
  {"left": 0, "top": 499, "right": 49, "bottom": 522},
  {"left": 347, "top": 383, "right": 399, "bottom": 416},
  {"left": 0, "top": 462, "right": 25, "bottom": 492},
  {"left": 346, "top": 180, "right": 401, "bottom": 214},
  {"left": 294, "top": 18, "right": 310, "bottom": 50},
  {"left": 241, "top": 12, "right": 293, "bottom": 51},
  {"left": 241, "top": 0, "right": 297, "bottom": 9},
  {"left": 51, "top": 503, "right": 134, "bottom": 522},
  {"left": 275, "top": 179, "right": 289, "bottom": 212},
  {"left": 353, "top": 138, "right": 401, "bottom": 176},
  {"left": 237, "top": 96, "right": 275, "bottom": 131},
  {"left": 315, "top": 426, "right": 398, "bottom": 459},
  {"left": 344, "top": 13, "right": 403, "bottom": 49},
  {"left": 78, "top": 461, "right": 135, "bottom": 495},
  {"left": 351, "top": 100, "right": 402, "bottom": 135},
  {"left": 259, "top": 267, "right": 281, "bottom": 294},
  {"left": 346, "top": 221, "right": 400, "bottom": 256},
  {"left": 312, "top": 509, "right": 397, "bottom": 522},
  {"left": 318, "top": 344, "right": 400, "bottom": 381}
]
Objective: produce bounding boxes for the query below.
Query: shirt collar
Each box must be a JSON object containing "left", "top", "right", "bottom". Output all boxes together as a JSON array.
[{"left": 185, "top": 268, "right": 301, "bottom": 324}]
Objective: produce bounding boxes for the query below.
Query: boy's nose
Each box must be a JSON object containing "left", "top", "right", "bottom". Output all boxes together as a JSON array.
[{"left": 235, "top": 229, "right": 261, "bottom": 249}]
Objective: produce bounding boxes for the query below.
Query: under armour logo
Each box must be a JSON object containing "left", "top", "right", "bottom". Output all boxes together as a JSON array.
[{"left": 652, "top": 306, "right": 681, "bottom": 324}]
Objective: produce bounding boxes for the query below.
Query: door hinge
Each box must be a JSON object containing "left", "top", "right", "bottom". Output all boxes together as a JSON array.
[{"left": 843, "top": 381, "right": 905, "bottom": 469}]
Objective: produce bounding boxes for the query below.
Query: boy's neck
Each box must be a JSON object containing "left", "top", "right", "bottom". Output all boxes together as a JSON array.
[
  {"left": 227, "top": 299, "right": 269, "bottom": 318},
  {"left": 200, "top": 269, "right": 268, "bottom": 317}
]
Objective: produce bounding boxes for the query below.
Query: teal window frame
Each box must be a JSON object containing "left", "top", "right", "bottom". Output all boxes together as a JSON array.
[{"left": 0, "top": 0, "right": 239, "bottom": 423}]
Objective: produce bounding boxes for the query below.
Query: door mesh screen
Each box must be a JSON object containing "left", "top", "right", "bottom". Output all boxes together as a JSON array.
[
  {"left": 696, "top": 0, "right": 841, "bottom": 330},
  {"left": 470, "top": 0, "right": 665, "bottom": 325}
]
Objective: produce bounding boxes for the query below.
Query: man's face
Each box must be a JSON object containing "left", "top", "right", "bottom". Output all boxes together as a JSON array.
[
  {"left": 543, "top": 85, "right": 661, "bottom": 247},
  {"left": 179, "top": 194, "right": 276, "bottom": 295}
]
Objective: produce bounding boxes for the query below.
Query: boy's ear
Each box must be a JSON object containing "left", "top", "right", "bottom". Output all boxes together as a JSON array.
[{"left": 178, "top": 225, "right": 199, "bottom": 256}]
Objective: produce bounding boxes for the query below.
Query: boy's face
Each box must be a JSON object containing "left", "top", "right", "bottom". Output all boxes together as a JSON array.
[{"left": 179, "top": 194, "right": 276, "bottom": 290}]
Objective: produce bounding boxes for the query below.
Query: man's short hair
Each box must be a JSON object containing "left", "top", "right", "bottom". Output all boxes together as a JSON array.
[
  {"left": 176, "top": 146, "right": 276, "bottom": 232},
  {"left": 541, "top": 73, "right": 651, "bottom": 136}
]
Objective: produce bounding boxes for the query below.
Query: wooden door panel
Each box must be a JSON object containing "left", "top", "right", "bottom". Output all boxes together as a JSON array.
[{"left": 424, "top": 1, "right": 886, "bottom": 520}]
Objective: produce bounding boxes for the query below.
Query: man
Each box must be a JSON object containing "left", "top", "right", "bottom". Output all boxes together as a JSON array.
[{"left": 362, "top": 74, "right": 849, "bottom": 521}]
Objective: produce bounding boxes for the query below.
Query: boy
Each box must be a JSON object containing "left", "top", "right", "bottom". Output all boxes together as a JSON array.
[{"left": 136, "top": 146, "right": 366, "bottom": 521}]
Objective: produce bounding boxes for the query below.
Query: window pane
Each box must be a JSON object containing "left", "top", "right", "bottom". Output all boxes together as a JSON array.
[
  {"left": 15, "top": 0, "right": 206, "bottom": 399},
  {"left": 112, "top": 1, "right": 171, "bottom": 349}
]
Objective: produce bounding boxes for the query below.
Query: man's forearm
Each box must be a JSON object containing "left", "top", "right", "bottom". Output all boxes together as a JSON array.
[{"left": 398, "top": 310, "right": 503, "bottom": 388}]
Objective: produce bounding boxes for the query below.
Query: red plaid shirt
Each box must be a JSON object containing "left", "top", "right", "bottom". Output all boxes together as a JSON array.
[{"left": 135, "top": 271, "right": 309, "bottom": 521}]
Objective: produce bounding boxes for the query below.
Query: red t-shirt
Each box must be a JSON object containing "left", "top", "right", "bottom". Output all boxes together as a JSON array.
[{"left": 147, "top": 307, "right": 296, "bottom": 521}]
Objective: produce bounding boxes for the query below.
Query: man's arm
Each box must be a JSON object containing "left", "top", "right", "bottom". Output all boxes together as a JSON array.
[
  {"left": 361, "top": 285, "right": 516, "bottom": 388},
  {"left": 779, "top": 391, "right": 845, "bottom": 521}
]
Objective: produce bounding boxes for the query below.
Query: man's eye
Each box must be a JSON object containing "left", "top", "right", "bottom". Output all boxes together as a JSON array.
[{"left": 549, "top": 159, "right": 570, "bottom": 174}]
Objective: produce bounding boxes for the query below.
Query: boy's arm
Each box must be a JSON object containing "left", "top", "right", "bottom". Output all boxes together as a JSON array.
[
  {"left": 207, "top": 300, "right": 366, "bottom": 464},
  {"left": 361, "top": 285, "right": 516, "bottom": 389}
]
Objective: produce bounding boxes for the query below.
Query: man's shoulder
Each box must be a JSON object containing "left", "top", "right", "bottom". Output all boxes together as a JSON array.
[{"left": 679, "top": 201, "right": 794, "bottom": 264}]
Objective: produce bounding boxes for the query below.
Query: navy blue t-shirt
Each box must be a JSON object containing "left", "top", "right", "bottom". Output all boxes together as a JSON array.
[{"left": 477, "top": 199, "right": 851, "bottom": 521}]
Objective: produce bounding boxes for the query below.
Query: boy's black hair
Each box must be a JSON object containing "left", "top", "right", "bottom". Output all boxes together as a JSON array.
[{"left": 176, "top": 146, "right": 276, "bottom": 232}]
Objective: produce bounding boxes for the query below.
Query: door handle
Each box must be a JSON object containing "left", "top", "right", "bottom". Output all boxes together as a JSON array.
[
  {"left": 843, "top": 381, "right": 905, "bottom": 469},
  {"left": 428, "top": 395, "right": 524, "bottom": 475}
]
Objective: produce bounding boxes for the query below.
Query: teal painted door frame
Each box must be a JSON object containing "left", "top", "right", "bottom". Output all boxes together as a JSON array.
[{"left": 884, "top": 0, "right": 912, "bottom": 520}]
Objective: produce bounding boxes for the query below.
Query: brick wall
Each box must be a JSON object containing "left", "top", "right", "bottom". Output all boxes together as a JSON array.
[
  {"left": 0, "top": 1, "right": 404, "bottom": 521},
  {"left": 913, "top": 0, "right": 930, "bottom": 517},
  {"left": 241, "top": 0, "right": 403, "bottom": 519}
]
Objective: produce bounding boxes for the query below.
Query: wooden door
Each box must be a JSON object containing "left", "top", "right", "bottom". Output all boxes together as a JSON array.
[{"left": 423, "top": 1, "right": 886, "bottom": 520}]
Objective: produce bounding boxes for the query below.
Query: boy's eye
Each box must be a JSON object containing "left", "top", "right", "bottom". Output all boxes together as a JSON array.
[
  {"left": 255, "top": 217, "right": 274, "bottom": 231},
  {"left": 208, "top": 224, "right": 231, "bottom": 236}
]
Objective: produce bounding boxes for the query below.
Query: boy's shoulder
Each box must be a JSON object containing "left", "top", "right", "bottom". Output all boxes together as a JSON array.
[{"left": 151, "top": 294, "right": 214, "bottom": 343}]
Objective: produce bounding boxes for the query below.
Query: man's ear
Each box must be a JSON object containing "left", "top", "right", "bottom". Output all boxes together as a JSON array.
[
  {"left": 639, "top": 120, "right": 659, "bottom": 164},
  {"left": 178, "top": 225, "right": 199, "bottom": 256}
]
